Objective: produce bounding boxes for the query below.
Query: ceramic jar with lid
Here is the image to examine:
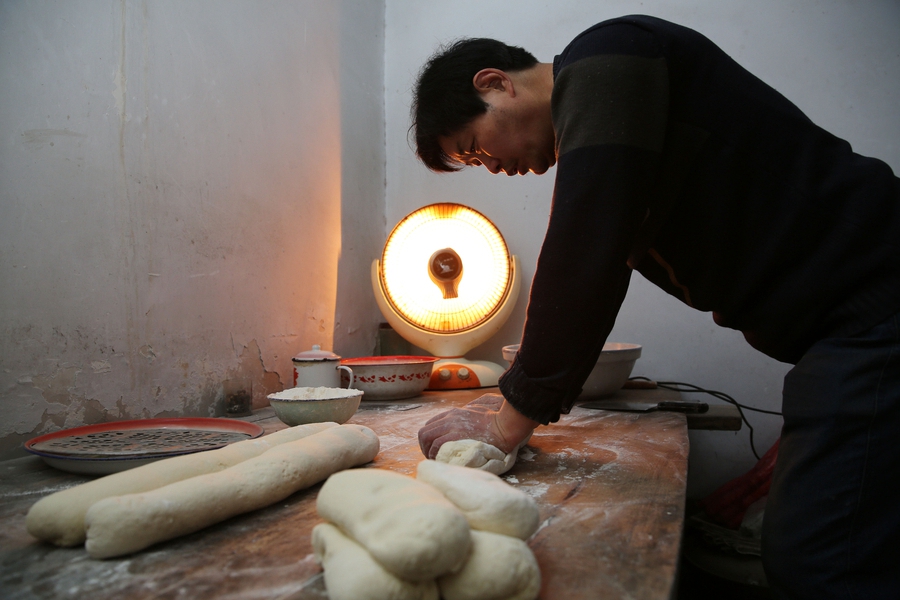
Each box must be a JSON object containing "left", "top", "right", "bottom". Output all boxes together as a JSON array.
[{"left": 291, "top": 345, "right": 354, "bottom": 388}]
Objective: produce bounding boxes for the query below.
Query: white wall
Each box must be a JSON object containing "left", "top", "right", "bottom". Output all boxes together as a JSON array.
[
  {"left": 336, "top": 1, "right": 388, "bottom": 360},
  {"left": 385, "top": 0, "right": 900, "bottom": 495},
  {"left": 0, "top": 0, "right": 385, "bottom": 459}
]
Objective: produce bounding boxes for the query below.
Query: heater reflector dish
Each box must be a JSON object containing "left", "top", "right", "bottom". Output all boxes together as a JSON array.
[{"left": 379, "top": 203, "right": 512, "bottom": 334}]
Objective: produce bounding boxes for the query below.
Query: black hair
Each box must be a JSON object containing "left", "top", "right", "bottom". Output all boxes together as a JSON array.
[{"left": 411, "top": 38, "right": 538, "bottom": 172}]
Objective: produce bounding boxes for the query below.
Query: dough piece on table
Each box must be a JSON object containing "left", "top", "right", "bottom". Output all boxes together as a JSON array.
[
  {"left": 316, "top": 468, "right": 470, "bottom": 581},
  {"left": 435, "top": 435, "right": 530, "bottom": 475},
  {"left": 438, "top": 530, "right": 541, "bottom": 600},
  {"left": 84, "top": 424, "right": 378, "bottom": 558},
  {"left": 416, "top": 459, "right": 539, "bottom": 540},
  {"left": 312, "top": 522, "right": 439, "bottom": 600},
  {"left": 26, "top": 421, "right": 337, "bottom": 547}
]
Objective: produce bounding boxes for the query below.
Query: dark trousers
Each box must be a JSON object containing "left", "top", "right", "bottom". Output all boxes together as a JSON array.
[{"left": 762, "top": 312, "right": 900, "bottom": 599}]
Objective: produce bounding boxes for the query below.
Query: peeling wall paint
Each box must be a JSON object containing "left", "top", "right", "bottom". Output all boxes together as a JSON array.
[
  {"left": 0, "top": 326, "right": 288, "bottom": 457},
  {"left": 0, "top": 1, "right": 385, "bottom": 460}
]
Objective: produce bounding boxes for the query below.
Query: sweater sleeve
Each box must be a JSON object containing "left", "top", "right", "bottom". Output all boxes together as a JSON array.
[{"left": 498, "top": 22, "right": 669, "bottom": 424}]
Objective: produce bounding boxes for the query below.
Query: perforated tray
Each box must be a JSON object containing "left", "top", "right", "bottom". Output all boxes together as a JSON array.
[{"left": 25, "top": 418, "right": 264, "bottom": 475}]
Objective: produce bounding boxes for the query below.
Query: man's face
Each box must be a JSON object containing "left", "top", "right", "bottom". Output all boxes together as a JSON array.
[{"left": 438, "top": 90, "right": 556, "bottom": 176}]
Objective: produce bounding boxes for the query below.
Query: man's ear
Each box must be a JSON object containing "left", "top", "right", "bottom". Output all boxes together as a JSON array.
[{"left": 472, "top": 69, "right": 515, "bottom": 97}]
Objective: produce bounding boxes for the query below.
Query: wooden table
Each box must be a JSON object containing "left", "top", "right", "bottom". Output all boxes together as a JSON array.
[{"left": 0, "top": 388, "right": 692, "bottom": 600}]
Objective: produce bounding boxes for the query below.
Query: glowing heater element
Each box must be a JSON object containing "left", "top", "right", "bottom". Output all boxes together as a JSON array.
[{"left": 372, "top": 203, "right": 520, "bottom": 389}]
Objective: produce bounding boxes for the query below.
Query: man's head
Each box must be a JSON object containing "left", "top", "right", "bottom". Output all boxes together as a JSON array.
[{"left": 412, "top": 38, "right": 550, "bottom": 174}]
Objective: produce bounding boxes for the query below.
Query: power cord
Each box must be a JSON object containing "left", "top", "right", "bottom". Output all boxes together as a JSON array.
[{"left": 629, "top": 377, "right": 782, "bottom": 460}]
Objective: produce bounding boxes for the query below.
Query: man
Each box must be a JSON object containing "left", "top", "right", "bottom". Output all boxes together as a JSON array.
[{"left": 413, "top": 15, "right": 900, "bottom": 600}]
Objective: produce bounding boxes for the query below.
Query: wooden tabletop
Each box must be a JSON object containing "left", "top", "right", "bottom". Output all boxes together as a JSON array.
[{"left": 0, "top": 388, "right": 690, "bottom": 600}]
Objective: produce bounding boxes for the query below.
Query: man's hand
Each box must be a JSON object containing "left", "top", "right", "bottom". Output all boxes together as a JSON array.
[{"left": 418, "top": 393, "right": 539, "bottom": 459}]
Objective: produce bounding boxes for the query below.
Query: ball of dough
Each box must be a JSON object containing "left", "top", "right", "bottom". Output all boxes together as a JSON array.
[
  {"left": 435, "top": 437, "right": 528, "bottom": 475},
  {"left": 312, "top": 523, "right": 439, "bottom": 600},
  {"left": 316, "top": 468, "right": 470, "bottom": 581},
  {"left": 416, "top": 459, "right": 539, "bottom": 540},
  {"left": 438, "top": 530, "right": 541, "bottom": 600}
]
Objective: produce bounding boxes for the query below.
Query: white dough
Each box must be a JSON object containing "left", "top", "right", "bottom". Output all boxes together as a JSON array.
[
  {"left": 438, "top": 530, "right": 541, "bottom": 600},
  {"left": 435, "top": 436, "right": 529, "bottom": 475},
  {"left": 416, "top": 459, "right": 539, "bottom": 540},
  {"left": 316, "top": 468, "right": 470, "bottom": 581},
  {"left": 26, "top": 421, "right": 338, "bottom": 547},
  {"left": 312, "top": 523, "right": 439, "bottom": 600},
  {"left": 84, "top": 424, "right": 378, "bottom": 558},
  {"left": 270, "top": 387, "right": 360, "bottom": 400}
]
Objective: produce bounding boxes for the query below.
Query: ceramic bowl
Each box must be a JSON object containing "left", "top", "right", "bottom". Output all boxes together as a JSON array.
[
  {"left": 502, "top": 342, "right": 642, "bottom": 398},
  {"left": 267, "top": 387, "right": 363, "bottom": 426},
  {"left": 340, "top": 356, "right": 439, "bottom": 400}
]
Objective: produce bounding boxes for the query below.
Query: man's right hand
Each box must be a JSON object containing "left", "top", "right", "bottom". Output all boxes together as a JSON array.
[{"left": 418, "top": 393, "right": 539, "bottom": 459}]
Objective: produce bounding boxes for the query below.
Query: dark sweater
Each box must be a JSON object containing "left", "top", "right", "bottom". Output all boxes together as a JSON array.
[{"left": 498, "top": 15, "right": 900, "bottom": 425}]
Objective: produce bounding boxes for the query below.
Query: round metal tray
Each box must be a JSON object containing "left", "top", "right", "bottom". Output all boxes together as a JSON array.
[{"left": 25, "top": 418, "right": 264, "bottom": 475}]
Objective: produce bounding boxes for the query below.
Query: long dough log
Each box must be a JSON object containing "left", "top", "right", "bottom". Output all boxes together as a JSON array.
[
  {"left": 27, "top": 421, "right": 338, "bottom": 546},
  {"left": 84, "top": 424, "right": 379, "bottom": 558}
]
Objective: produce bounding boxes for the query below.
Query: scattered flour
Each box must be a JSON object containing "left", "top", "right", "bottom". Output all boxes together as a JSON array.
[
  {"left": 374, "top": 434, "right": 408, "bottom": 452},
  {"left": 517, "top": 481, "right": 550, "bottom": 499},
  {"left": 1, "top": 482, "right": 78, "bottom": 498},
  {"left": 517, "top": 447, "right": 536, "bottom": 462}
]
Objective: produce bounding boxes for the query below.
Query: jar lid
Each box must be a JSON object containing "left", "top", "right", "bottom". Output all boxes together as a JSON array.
[{"left": 292, "top": 344, "right": 341, "bottom": 362}]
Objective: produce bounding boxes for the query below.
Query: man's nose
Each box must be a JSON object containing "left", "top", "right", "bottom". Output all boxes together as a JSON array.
[{"left": 482, "top": 156, "right": 502, "bottom": 174}]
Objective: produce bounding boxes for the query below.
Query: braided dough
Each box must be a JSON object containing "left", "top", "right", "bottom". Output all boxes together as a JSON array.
[
  {"left": 416, "top": 459, "right": 539, "bottom": 540},
  {"left": 313, "top": 462, "right": 540, "bottom": 600},
  {"left": 312, "top": 522, "right": 439, "bottom": 600},
  {"left": 316, "top": 468, "right": 471, "bottom": 581},
  {"left": 438, "top": 530, "right": 541, "bottom": 600}
]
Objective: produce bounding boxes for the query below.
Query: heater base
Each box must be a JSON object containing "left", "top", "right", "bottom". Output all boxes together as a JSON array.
[{"left": 427, "top": 358, "right": 506, "bottom": 390}]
